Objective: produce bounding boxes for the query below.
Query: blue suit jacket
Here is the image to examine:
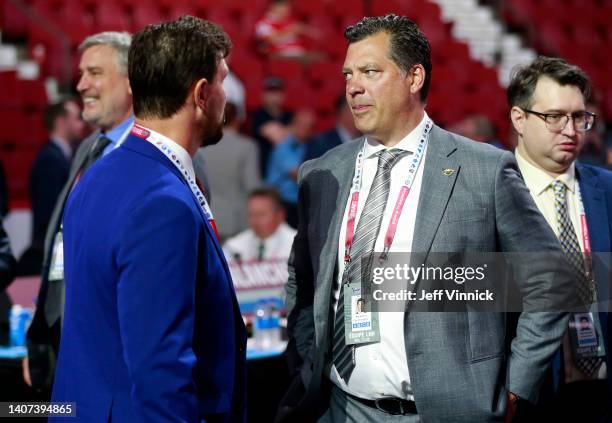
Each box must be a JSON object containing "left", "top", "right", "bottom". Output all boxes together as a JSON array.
[
  {"left": 303, "top": 127, "right": 343, "bottom": 162},
  {"left": 552, "top": 162, "right": 612, "bottom": 403},
  {"left": 52, "top": 134, "right": 247, "bottom": 422},
  {"left": 579, "top": 163, "right": 612, "bottom": 401}
]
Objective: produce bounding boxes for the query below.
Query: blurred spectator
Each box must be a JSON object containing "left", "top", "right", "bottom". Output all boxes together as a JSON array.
[
  {"left": 0, "top": 217, "right": 16, "bottom": 346},
  {"left": 223, "top": 68, "right": 246, "bottom": 122},
  {"left": 26, "top": 98, "right": 84, "bottom": 271},
  {"left": 0, "top": 161, "right": 7, "bottom": 217},
  {"left": 202, "top": 103, "right": 261, "bottom": 241},
  {"left": 252, "top": 76, "right": 293, "bottom": 175},
  {"left": 266, "top": 109, "right": 316, "bottom": 228},
  {"left": 448, "top": 114, "right": 505, "bottom": 149},
  {"left": 223, "top": 188, "right": 296, "bottom": 263},
  {"left": 579, "top": 100, "right": 607, "bottom": 167},
  {"left": 304, "top": 95, "right": 361, "bottom": 161},
  {"left": 254, "top": 0, "right": 322, "bottom": 63}
]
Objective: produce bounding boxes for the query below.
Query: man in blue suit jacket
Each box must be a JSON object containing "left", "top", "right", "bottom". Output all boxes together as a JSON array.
[
  {"left": 303, "top": 96, "right": 360, "bottom": 162},
  {"left": 510, "top": 56, "right": 612, "bottom": 421},
  {"left": 52, "top": 16, "right": 246, "bottom": 422}
]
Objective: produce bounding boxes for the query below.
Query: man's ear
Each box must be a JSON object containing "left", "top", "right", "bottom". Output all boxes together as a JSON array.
[
  {"left": 408, "top": 64, "right": 425, "bottom": 96},
  {"left": 510, "top": 106, "right": 525, "bottom": 136},
  {"left": 193, "top": 78, "right": 209, "bottom": 111}
]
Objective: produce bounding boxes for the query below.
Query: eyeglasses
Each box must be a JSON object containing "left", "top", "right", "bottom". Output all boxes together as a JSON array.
[{"left": 522, "top": 108, "right": 596, "bottom": 132}]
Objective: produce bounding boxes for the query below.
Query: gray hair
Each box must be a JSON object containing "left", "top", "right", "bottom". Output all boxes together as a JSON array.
[{"left": 78, "top": 32, "right": 132, "bottom": 74}]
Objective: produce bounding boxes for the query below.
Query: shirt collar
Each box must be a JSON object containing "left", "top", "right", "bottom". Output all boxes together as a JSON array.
[
  {"left": 137, "top": 125, "right": 196, "bottom": 182},
  {"left": 515, "top": 149, "right": 576, "bottom": 196},
  {"left": 103, "top": 115, "right": 135, "bottom": 145},
  {"left": 363, "top": 112, "right": 429, "bottom": 159}
]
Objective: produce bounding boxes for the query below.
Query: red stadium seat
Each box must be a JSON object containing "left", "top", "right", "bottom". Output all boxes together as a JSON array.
[
  {"left": 265, "top": 60, "right": 304, "bottom": 85},
  {"left": 131, "top": 3, "right": 164, "bottom": 31}
]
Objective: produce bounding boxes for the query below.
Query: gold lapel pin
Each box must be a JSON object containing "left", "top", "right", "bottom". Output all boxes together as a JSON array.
[{"left": 442, "top": 168, "right": 455, "bottom": 176}]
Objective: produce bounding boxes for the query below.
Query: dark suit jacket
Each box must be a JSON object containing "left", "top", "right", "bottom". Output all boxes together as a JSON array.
[
  {"left": 0, "top": 218, "right": 16, "bottom": 345},
  {"left": 281, "top": 126, "right": 572, "bottom": 422},
  {"left": 26, "top": 130, "right": 100, "bottom": 388},
  {"left": 29, "top": 141, "right": 71, "bottom": 248},
  {"left": 303, "top": 127, "right": 343, "bottom": 162},
  {"left": 52, "top": 133, "right": 246, "bottom": 422},
  {"left": 548, "top": 163, "right": 612, "bottom": 405}
]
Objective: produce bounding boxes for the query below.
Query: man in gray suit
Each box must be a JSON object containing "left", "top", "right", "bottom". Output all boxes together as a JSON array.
[
  {"left": 202, "top": 102, "right": 261, "bottom": 241},
  {"left": 280, "top": 14, "right": 571, "bottom": 422}
]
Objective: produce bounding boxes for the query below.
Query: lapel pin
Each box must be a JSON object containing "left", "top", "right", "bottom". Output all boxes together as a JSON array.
[{"left": 442, "top": 168, "right": 455, "bottom": 176}]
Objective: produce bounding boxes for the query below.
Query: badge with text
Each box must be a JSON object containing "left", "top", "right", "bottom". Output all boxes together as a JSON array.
[
  {"left": 48, "top": 232, "right": 64, "bottom": 282},
  {"left": 343, "top": 283, "right": 380, "bottom": 345},
  {"left": 569, "top": 312, "right": 606, "bottom": 359}
]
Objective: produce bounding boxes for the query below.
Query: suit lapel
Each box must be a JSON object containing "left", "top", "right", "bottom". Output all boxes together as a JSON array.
[
  {"left": 411, "top": 126, "right": 460, "bottom": 256},
  {"left": 313, "top": 140, "right": 362, "bottom": 345}
]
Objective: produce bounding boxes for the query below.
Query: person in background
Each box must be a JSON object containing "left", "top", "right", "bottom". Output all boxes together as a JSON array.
[
  {"left": 304, "top": 95, "right": 361, "bottom": 162},
  {"left": 251, "top": 76, "right": 293, "bottom": 176},
  {"left": 0, "top": 216, "right": 17, "bottom": 346},
  {"left": 24, "top": 30, "right": 134, "bottom": 394},
  {"left": 223, "top": 65, "right": 246, "bottom": 122},
  {"left": 266, "top": 109, "right": 316, "bottom": 228},
  {"left": 254, "top": 0, "right": 322, "bottom": 63},
  {"left": 578, "top": 99, "right": 608, "bottom": 167},
  {"left": 0, "top": 161, "right": 7, "bottom": 217},
  {"left": 21, "top": 98, "right": 84, "bottom": 275},
  {"left": 224, "top": 188, "right": 296, "bottom": 263},
  {"left": 509, "top": 56, "right": 612, "bottom": 422},
  {"left": 447, "top": 114, "right": 505, "bottom": 149},
  {"left": 202, "top": 102, "right": 261, "bottom": 241},
  {"left": 51, "top": 16, "right": 246, "bottom": 422}
]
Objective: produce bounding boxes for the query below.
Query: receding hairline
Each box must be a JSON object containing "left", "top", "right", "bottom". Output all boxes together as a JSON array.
[{"left": 79, "top": 32, "right": 131, "bottom": 73}]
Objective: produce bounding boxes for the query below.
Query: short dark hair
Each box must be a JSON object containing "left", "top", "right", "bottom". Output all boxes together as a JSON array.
[
  {"left": 344, "top": 14, "right": 432, "bottom": 102},
  {"left": 507, "top": 56, "right": 590, "bottom": 109},
  {"left": 128, "top": 15, "right": 231, "bottom": 119},
  {"left": 249, "top": 187, "right": 284, "bottom": 210},
  {"left": 43, "top": 97, "right": 78, "bottom": 132}
]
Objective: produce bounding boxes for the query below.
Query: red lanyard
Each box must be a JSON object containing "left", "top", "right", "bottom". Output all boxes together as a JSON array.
[
  {"left": 575, "top": 183, "right": 592, "bottom": 278},
  {"left": 344, "top": 118, "right": 432, "bottom": 263}
]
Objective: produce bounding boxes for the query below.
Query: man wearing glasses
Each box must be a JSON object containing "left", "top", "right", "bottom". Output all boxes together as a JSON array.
[{"left": 509, "top": 56, "right": 612, "bottom": 421}]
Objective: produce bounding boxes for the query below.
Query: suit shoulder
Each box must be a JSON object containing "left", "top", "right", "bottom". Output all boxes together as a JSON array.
[
  {"left": 437, "top": 126, "right": 506, "bottom": 159},
  {"left": 578, "top": 162, "right": 612, "bottom": 182},
  {"left": 300, "top": 138, "right": 361, "bottom": 177}
]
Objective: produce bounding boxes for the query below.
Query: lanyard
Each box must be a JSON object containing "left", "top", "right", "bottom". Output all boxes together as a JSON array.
[
  {"left": 131, "top": 124, "right": 219, "bottom": 239},
  {"left": 344, "top": 118, "right": 432, "bottom": 264},
  {"left": 575, "top": 182, "right": 593, "bottom": 279}
]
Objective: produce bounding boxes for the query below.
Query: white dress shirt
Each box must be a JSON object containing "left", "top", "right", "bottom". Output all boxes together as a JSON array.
[
  {"left": 223, "top": 222, "right": 296, "bottom": 263},
  {"left": 330, "top": 113, "right": 430, "bottom": 400},
  {"left": 515, "top": 150, "right": 606, "bottom": 382}
]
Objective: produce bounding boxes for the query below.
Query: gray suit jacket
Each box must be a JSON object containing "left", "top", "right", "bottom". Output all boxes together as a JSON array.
[
  {"left": 201, "top": 128, "right": 261, "bottom": 240},
  {"left": 284, "top": 125, "right": 570, "bottom": 422}
]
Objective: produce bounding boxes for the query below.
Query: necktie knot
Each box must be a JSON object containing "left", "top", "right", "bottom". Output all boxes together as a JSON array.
[
  {"left": 552, "top": 179, "right": 566, "bottom": 197},
  {"left": 377, "top": 148, "right": 409, "bottom": 171}
]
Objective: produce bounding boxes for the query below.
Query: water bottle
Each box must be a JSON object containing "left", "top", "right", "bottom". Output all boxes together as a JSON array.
[
  {"left": 254, "top": 298, "right": 282, "bottom": 349},
  {"left": 10, "top": 305, "right": 32, "bottom": 347}
]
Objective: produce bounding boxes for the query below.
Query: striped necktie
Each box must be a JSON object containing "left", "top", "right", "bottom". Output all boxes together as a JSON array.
[{"left": 333, "top": 148, "right": 410, "bottom": 383}]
